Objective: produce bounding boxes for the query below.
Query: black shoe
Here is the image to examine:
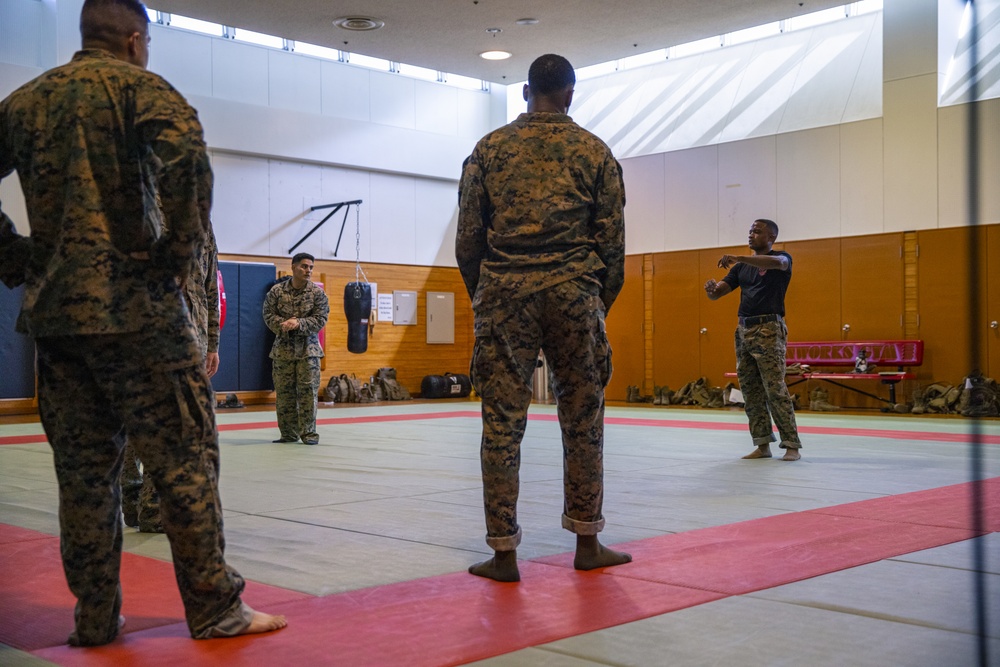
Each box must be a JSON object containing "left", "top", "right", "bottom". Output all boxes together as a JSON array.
[
  {"left": 301, "top": 437, "right": 319, "bottom": 445},
  {"left": 272, "top": 437, "right": 298, "bottom": 443}
]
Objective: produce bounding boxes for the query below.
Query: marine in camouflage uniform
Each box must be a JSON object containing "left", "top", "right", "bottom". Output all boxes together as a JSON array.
[
  {"left": 263, "top": 254, "right": 329, "bottom": 445},
  {"left": 120, "top": 225, "right": 220, "bottom": 531},
  {"left": 705, "top": 219, "right": 802, "bottom": 461},
  {"left": 0, "top": 0, "right": 274, "bottom": 645},
  {"left": 457, "top": 54, "right": 631, "bottom": 581}
]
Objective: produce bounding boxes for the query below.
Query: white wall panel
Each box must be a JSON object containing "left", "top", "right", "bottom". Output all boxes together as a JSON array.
[
  {"left": 210, "top": 153, "right": 271, "bottom": 256},
  {"left": 414, "top": 180, "right": 460, "bottom": 267},
  {"left": 883, "top": 74, "right": 938, "bottom": 231},
  {"left": 843, "top": 12, "right": 884, "bottom": 124},
  {"left": 938, "top": 98, "right": 1000, "bottom": 227},
  {"left": 776, "top": 126, "right": 841, "bottom": 239},
  {"left": 190, "top": 95, "right": 472, "bottom": 182},
  {"left": 719, "top": 35, "right": 809, "bottom": 144},
  {"left": 212, "top": 40, "right": 269, "bottom": 106},
  {"left": 268, "top": 161, "right": 323, "bottom": 259},
  {"left": 456, "top": 89, "right": 492, "bottom": 141},
  {"left": 269, "top": 50, "right": 321, "bottom": 115},
  {"left": 664, "top": 147, "right": 720, "bottom": 251},
  {"left": 840, "top": 118, "right": 884, "bottom": 237},
  {"left": 779, "top": 17, "right": 877, "bottom": 134},
  {"left": 0, "top": 0, "right": 43, "bottom": 69},
  {"left": 620, "top": 154, "right": 665, "bottom": 254},
  {"left": 664, "top": 48, "right": 747, "bottom": 151},
  {"left": 415, "top": 81, "right": 458, "bottom": 136},
  {"left": 321, "top": 62, "right": 371, "bottom": 122},
  {"left": 370, "top": 72, "right": 415, "bottom": 130},
  {"left": 717, "top": 137, "right": 777, "bottom": 246},
  {"left": 0, "top": 62, "right": 40, "bottom": 98},
  {"left": 148, "top": 26, "right": 213, "bottom": 99},
  {"left": 0, "top": 171, "right": 29, "bottom": 234},
  {"left": 370, "top": 174, "right": 417, "bottom": 265},
  {"left": 319, "top": 167, "right": 372, "bottom": 263},
  {"left": 883, "top": 0, "right": 938, "bottom": 82}
]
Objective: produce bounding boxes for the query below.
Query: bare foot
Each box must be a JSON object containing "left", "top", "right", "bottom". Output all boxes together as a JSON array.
[
  {"left": 742, "top": 445, "right": 772, "bottom": 459},
  {"left": 781, "top": 448, "right": 801, "bottom": 461},
  {"left": 574, "top": 535, "right": 632, "bottom": 571},
  {"left": 468, "top": 550, "right": 520, "bottom": 582},
  {"left": 238, "top": 611, "right": 288, "bottom": 635}
]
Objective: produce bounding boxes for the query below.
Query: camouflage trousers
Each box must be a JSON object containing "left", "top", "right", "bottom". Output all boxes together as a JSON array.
[
  {"left": 734, "top": 319, "right": 801, "bottom": 450},
  {"left": 35, "top": 334, "right": 252, "bottom": 646},
  {"left": 272, "top": 357, "right": 321, "bottom": 441},
  {"left": 119, "top": 434, "right": 162, "bottom": 531},
  {"left": 471, "top": 279, "right": 612, "bottom": 551}
]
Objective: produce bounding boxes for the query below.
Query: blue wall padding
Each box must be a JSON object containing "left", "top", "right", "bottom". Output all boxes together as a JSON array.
[
  {"left": 212, "top": 261, "right": 241, "bottom": 393},
  {"left": 237, "top": 263, "right": 277, "bottom": 391},
  {"left": 0, "top": 285, "right": 35, "bottom": 399}
]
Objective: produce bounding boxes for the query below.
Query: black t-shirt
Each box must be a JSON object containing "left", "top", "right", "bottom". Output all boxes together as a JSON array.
[{"left": 721, "top": 250, "right": 792, "bottom": 317}]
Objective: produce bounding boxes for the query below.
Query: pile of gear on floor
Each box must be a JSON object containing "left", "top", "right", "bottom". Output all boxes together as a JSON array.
[
  {"left": 626, "top": 379, "right": 744, "bottom": 408},
  {"left": 324, "top": 367, "right": 412, "bottom": 403},
  {"left": 908, "top": 370, "right": 1000, "bottom": 417}
]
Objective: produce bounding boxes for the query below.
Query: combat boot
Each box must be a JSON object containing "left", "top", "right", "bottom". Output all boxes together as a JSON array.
[{"left": 809, "top": 386, "right": 840, "bottom": 411}]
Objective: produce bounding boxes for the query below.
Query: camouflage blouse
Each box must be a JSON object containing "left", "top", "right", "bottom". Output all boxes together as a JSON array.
[{"left": 456, "top": 112, "right": 626, "bottom": 312}]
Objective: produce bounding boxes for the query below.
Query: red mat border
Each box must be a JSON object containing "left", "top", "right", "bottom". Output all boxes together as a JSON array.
[
  {"left": 3, "top": 409, "right": 998, "bottom": 446},
  {"left": 5, "top": 477, "right": 997, "bottom": 666}
]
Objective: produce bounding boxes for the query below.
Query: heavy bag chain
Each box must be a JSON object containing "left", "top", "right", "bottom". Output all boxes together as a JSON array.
[{"left": 353, "top": 203, "right": 368, "bottom": 296}]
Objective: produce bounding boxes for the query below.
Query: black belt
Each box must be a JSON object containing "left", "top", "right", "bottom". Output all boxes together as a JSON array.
[{"left": 738, "top": 313, "right": 782, "bottom": 327}]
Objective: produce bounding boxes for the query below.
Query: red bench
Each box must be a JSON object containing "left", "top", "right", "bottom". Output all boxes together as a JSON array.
[{"left": 725, "top": 340, "right": 924, "bottom": 407}]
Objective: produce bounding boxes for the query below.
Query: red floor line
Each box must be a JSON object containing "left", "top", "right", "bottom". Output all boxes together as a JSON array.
[
  {"left": 3, "top": 410, "right": 997, "bottom": 446},
  {"left": 17, "top": 477, "right": 999, "bottom": 667}
]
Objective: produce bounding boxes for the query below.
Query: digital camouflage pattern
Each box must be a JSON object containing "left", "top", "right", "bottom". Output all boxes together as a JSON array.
[
  {"left": 0, "top": 50, "right": 211, "bottom": 343},
  {"left": 734, "top": 320, "right": 802, "bottom": 449},
  {"left": 457, "top": 112, "right": 625, "bottom": 549},
  {"left": 0, "top": 48, "right": 252, "bottom": 643},
  {"left": 186, "top": 224, "right": 221, "bottom": 357},
  {"left": 263, "top": 280, "right": 329, "bottom": 442},
  {"left": 272, "top": 357, "right": 322, "bottom": 442},
  {"left": 456, "top": 112, "right": 625, "bottom": 312},
  {"left": 263, "top": 280, "right": 329, "bottom": 360}
]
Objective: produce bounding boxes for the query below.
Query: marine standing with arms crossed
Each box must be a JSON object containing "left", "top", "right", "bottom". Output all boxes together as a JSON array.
[{"left": 457, "top": 53, "right": 632, "bottom": 582}]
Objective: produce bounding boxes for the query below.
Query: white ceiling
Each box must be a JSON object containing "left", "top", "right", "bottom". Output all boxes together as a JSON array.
[{"left": 147, "top": 0, "right": 849, "bottom": 83}]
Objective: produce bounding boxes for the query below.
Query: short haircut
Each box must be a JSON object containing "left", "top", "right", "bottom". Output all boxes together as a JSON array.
[
  {"left": 528, "top": 54, "right": 576, "bottom": 96},
  {"left": 755, "top": 218, "right": 779, "bottom": 238},
  {"left": 292, "top": 252, "right": 315, "bottom": 265},
  {"left": 80, "top": 0, "right": 149, "bottom": 44}
]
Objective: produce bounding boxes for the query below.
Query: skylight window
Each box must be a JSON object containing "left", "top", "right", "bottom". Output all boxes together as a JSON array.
[{"left": 233, "top": 28, "right": 284, "bottom": 49}]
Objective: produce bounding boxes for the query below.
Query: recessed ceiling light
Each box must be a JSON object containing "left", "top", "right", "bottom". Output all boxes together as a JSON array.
[
  {"left": 480, "top": 50, "right": 512, "bottom": 60},
  {"left": 333, "top": 16, "right": 385, "bottom": 31},
  {"left": 515, "top": 18, "right": 539, "bottom": 26}
]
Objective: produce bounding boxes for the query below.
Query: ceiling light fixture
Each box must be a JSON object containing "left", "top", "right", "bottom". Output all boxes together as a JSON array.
[
  {"left": 515, "top": 18, "right": 539, "bottom": 26},
  {"left": 333, "top": 16, "right": 385, "bottom": 31},
  {"left": 480, "top": 50, "right": 512, "bottom": 60}
]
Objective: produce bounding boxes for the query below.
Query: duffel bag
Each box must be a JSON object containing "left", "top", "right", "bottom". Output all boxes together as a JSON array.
[{"left": 420, "top": 373, "right": 472, "bottom": 399}]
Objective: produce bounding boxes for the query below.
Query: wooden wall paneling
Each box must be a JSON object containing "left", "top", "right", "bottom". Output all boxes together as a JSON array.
[
  {"left": 605, "top": 255, "right": 646, "bottom": 401},
  {"left": 840, "top": 233, "right": 905, "bottom": 339},
  {"left": 698, "top": 245, "right": 747, "bottom": 387},
  {"left": 651, "top": 250, "right": 702, "bottom": 390},
  {"left": 780, "top": 239, "right": 842, "bottom": 341},
  {"left": 220, "top": 254, "right": 474, "bottom": 397},
  {"left": 915, "top": 227, "right": 988, "bottom": 384},
  {"left": 987, "top": 225, "right": 1000, "bottom": 380}
]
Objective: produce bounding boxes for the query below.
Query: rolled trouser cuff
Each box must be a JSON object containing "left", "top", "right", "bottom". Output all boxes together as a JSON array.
[
  {"left": 752, "top": 433, "right": 777, "bottom": 446},
  {"left": 561, "top": 513, "right": 605, "bottom": 536},
  {"left": 196, "top": 600, "right": 255, "bottom": 639},
  {"left": 779, "top": 441, "right": 802, "bottom": 450},
  {"left": 485, "top": 526, "right": 522, "bottom": 552}
]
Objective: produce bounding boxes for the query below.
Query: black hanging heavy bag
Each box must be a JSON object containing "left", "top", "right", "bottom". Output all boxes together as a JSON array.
[
  {"left": 344, "top": 282, "right": 372, "bottom": 354},
  {"left": 421, "top": 373, "right": 472, "bottom": 399}
]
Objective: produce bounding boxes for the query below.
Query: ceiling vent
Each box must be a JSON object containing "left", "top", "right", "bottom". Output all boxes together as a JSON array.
[{"left": 333, "top": 17, "right": 385, "bottom": 31}]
